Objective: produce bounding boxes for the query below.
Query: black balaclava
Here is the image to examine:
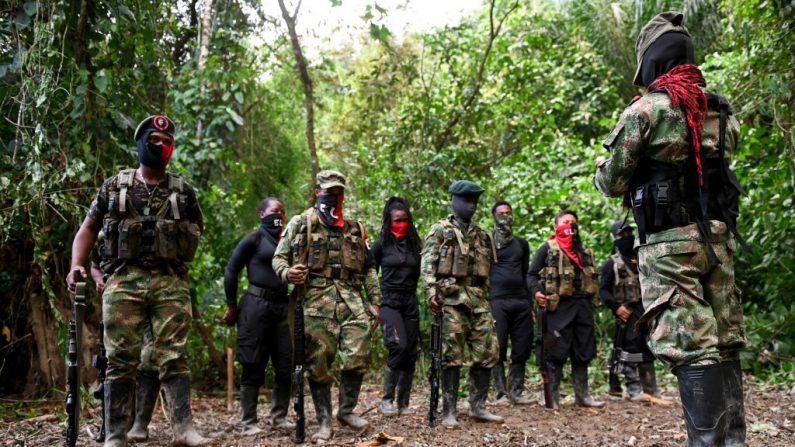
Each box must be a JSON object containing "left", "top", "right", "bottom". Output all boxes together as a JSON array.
[
  {"left": 136, "top": 129, "right": 171, "bottom": 170},
  {"left": 260, "top": 213, "right": 283, "bottom": 240},
  {"left": 640, "top": 32, "right": 695, "bottom": 87},
  {"left": 614, "top": 235, "right": 636, "bottom": 259},
  {"left": 452, "top": 195, "right": 478, "bottom": 223}
]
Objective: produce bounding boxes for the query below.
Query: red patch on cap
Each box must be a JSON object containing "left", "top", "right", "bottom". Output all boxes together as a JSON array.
[{"left": 153, "top": 115, "right": 170, "bottom": 131}]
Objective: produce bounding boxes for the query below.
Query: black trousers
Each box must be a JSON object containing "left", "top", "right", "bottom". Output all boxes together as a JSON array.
[
  {"left": 237, "top": 293, "right": 292, "bottom": 387},
  {"left": 379, "top": 290, "right": 420, "bottom": 372},
  {"left": 545, "top": 296, "right": 597, "bottom": 365},
  {"left": 490, "top": 296, "right": 534, "bottom": 365},
  {"left": 617, "top": 301, "right": 655, "bottom": 361}
]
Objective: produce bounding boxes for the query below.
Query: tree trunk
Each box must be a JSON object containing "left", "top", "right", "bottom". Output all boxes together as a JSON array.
[
  {"left": 277, "top": 0, "right": 321, "bottom": 206},
  {"left": 25, "top": 266, "right": 65, "bottom": 396},
  {"left": 195, "top": 0, "right": 215, "bottom": 141}
]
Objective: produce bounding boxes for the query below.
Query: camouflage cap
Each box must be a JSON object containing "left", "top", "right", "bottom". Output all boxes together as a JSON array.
[
  {"left": 611, "top": 220, "right": 633, "bottom": 239},
  {"left": 134, "top": 115, "right": 176, "bottom": 141},
  {"left": 316, "top": 170, "right": 347, "bottom": 190},
  {"left": 448, "top": 180, "right": 484, "bottom": 196},
  {"left": 633, "top": 12, "right": 690, "bottom": 86}
]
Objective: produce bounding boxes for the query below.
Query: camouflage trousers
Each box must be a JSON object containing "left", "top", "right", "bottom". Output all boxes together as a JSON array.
[
  {"left": 139, "top": 319, "right": 157, "bottom": 374},
  {"left": 102, "top": 265, "right": 193, "bottom": 381},
  {"left": 442, "top": 303, "right": 499, "bottom": 368},
  {"left": 304, "top": 298, "right": 371, "bottom": 384},
  {"left": 637, "top": 222, "right": 746, "bottom": 369}
]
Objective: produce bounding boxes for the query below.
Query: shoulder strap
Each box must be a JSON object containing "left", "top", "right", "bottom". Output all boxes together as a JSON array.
[
  {"left": 483, "top": 231, "right": 497, "bottom": 263},
  {"left": 116, "top": 169, "right": 135, "bottom": 214}
]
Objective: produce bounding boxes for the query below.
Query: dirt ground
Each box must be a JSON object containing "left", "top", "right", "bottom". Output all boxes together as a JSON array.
[{"left": 6, "top": 376, "right": 794, "bottom": 446}]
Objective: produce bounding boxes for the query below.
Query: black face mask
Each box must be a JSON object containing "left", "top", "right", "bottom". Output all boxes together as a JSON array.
[
  {"left": 614, "top": 236, "right": 636, "bottom": 258},
  {"left": 136, "top": 131, "right": 167, "bottom": 169},
  {"left": 451, "top": 195, "right": 478, "bottom": 223},
  {"left": 640, "top": 32, "right": 695, "bottom": 87},
  {"left": 260, "top": 213, "right": 283, "bottom": 239},
  {"left": 317, "top": 194, "right": 342, "bottom": 226}
]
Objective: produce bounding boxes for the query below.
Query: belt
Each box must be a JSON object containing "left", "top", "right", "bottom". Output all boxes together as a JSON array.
[
  {"left": 247, "top": 284, "right": 285, "bottom": 301},
  {"left": 455, "top": 277, "right": 487, "bottom": 287},
  {"left": 311, "top": 266, "right": 358, "bottom": 281}
]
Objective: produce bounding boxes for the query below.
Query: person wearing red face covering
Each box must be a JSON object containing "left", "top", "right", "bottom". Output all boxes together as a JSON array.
[
  {"left": 370, "top": 197, "right": 422, "bottom": 417},
  {"left": 67, "top": 115, "right": 207, "bottom": 446},
  {"left": 526, "top": 210, "right": 604, "bottom": 409}
]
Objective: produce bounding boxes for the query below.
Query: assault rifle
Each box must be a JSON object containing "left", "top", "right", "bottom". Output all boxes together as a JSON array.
[
  {"left": 92, "top": 321, "right": 108, "bottom": 442},
  {"left": 428, "top": 312, "right": 443, "bottom": 427},
  {"left": 65, "top": 270, "right": 87, "bottom": 447},
  {"left": 608, "top": 320, "right": 644, "bottom": 383},
  {"left": 292, "top": 285, "right": 306, "bottom": 444},
  {"left": 536, "top": 306, "right": 556, "bottom": 409}
]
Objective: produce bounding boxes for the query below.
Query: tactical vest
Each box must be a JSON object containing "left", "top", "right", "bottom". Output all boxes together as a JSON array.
[
  {"left": 434, "top": 218, "right": 495, "bottom": 284},
  {"left": 100, "top": 169, "right": 200, "bottom": 271},
  {"left": 540, "top": 240, "right": 597, "bottom": 297},
  {"left": 290, "top": 211, "right": 367, "bottom": 285},
  {"left": 628, "top": 93, "right": 750, "bottom": 261},
  {"left": 610, "top": 253, "right": 641, "bottom": 305}
]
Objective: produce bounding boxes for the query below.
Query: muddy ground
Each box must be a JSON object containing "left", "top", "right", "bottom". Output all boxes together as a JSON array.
[{"left": 6, "top": 375, "right": 794, "bottom": 446}]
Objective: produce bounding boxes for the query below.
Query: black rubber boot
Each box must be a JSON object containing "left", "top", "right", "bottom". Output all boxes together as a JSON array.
[
  {"left": 127, "top": 370, "right": 160, "bottom": 442},
  {"left": 309, "top": 380, "right": 333, "bottom": 441},
  {"left": 239, "top": 385, "right": 262, "bottom": 436},
  {"left": 380, "top": 367, "right": 399, "bottom": 416},
  {"left": 572, "top": 363, "right": 605, "bottom": 408},
  {"left": 675, "top": 363, "right": 729, "bottom": 447},
  {"left": 491, "top": 362, "right": 509, "bottom": 404},
  {"left": 396, "top": 369, "right": 414, "bottom": 415},
  {"left": 270, "top": 379, "right": 295, "bottom": 430},
  {"left": 441, "top": 367, "right": 460, "bottom": 427},
  {"left": 105, "top": 379, "right": 135, "bottom": 447},
  {"left": 508, "top": 363, "right": 533, "bottom": 405},
  {"left": 723, "top": 360, "right": 746, "bottom": 446},
  {"left": 162, "top": 375, "right": 208, "bottom": 446},
  {"left": 623, "top": 364, "right": 644, "bottom": 401},
  {"left": 336, "top": 371, "right": 369, "bottom": 430},
  {"left": 467, "top": 367, "right": 504, "bottom": 423}
]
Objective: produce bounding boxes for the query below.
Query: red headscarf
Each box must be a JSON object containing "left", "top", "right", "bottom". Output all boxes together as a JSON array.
[
  {"left": 647, "top": 64, "right": 707, "bottom": 186},
  {"left": 550, "top": 224, "right": 584, "bottom": 269}
]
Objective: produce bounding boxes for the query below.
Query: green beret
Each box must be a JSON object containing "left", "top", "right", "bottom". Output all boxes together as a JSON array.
[
  {"left": 448, "top": 180, "right": 484, "bottom": 196},
  {"left": 633, "top": 11, "right": 690, "bottom": 86},
  {"left": 134, "top": 115, "right": 176, "bottom": 141},
  {"left": 316, "top": 170, "right": 347, "bottom": 190}
]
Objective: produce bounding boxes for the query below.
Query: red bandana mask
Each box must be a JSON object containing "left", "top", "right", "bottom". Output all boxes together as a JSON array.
[
  {"left": 550, "top": 223, "right": 584, "bottom": 269},
  {"left": 391, "top": 221, "right": 409, "bottom": 239}
]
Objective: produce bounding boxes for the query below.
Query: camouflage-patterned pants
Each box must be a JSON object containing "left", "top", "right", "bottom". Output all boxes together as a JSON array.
[
  {"left": 304, "top": 299, "right": 371, "bottom": 384},
  {"left": 139, "top": 319, "right": 157, "bottom": 374},
  {"left": 637, "top": 226, "right": 746, "bottom": 369},
  {"left": 102, "top": 265, "right": 192, "bottom": 381},
  {"left": 442, "top": 303, "right": 499, "bottom": 368}
]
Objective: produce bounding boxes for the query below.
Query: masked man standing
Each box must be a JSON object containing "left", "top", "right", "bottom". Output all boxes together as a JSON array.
[
  {"left": 272, "top": 171, "right": 381, "bottom": 442},
  {"left": 421, "top": 180, "right": 503, "bottom": 427},
  {"left": 67, "top": 115, "right": 206, "bottom": 446},
  {"left": 594, "top": 12, "right": 748, "bottom": 446}
]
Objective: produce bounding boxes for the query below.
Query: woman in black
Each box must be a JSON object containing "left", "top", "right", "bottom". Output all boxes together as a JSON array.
[
  {"left": 371, "top": 197, "right": 422, "bottom": 416},
  {"left": 223, "top": 197, "right": 293, "bottom": 435}
]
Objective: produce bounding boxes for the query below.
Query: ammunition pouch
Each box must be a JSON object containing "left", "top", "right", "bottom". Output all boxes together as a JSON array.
[{"left": 546, "top": 294, "right": 560, "bottom": 313}]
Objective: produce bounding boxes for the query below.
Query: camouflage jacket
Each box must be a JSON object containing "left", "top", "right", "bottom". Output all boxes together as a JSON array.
[
  {"left": 593, "top": 90, "right": 740, "bottom": 243},
  {"left": 272, "top": 207, "right": 382, "bottom": 319},
  {"left": 420, "top": 214, "right": 495, "bottom": 311}
]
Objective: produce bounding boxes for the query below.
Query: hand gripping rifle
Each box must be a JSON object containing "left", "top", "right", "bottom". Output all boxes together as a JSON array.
[
  {"left": 92, "top": 321, "right": 108, "bottom": 442},
  {"left": 428, "top": 311, "right": 443, "bottom": 427},
  {"left": 608, "top": 318, "right": 644, "bottom": 383},
  {"left": 292, "top": 217, "right": 312, "bottom": 444},
  {"left": 66, "top": 270, "right": 87, "bottom": 447}
]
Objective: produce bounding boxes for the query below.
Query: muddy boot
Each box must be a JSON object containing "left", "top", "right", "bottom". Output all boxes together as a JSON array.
[
  {"left": 639, "top": 361, "right": 672, "bottom": 400},
  {"left": 396, "top": 369, "right": 414, "bottom": 415},
  {"left": 572, "top": 363, "right": 605, "bottom": 408},
  {"left": 105, "top": 379, "right": 135, "bottom": 447},
  {"left": 127, "top": 371, "right": 160, "bottom": 442},
  {"left": 467, "top": 367, "right": 504, "bottom": 423},
  {"left": 309, "top": 381, "right": 333, "bottom": 442},
  {"left": 239, "top": 385, "right": 262, "bottom": 436},
  {"left": 508, "top": 363, "right": 533, "bottom": 405},
  {"left": 723, "top": 360, "right": 746, "bottom": 446},
  {"left": 380, "top": 367, "right": 399, "bottom": 416},
  {"left": 623, "top": 364, "right": 644, "bottom": 401},
  {"left": 675, "top": 363, "right": 728, "bottom": 447},
  {"left": 491, "top": 363, "right": 509, "bottom": 405},
  {"left": 336, "top": 371, "right": 369, "bottom": 431},
  {"left": 441, "top": 367, "right": 460, "bottom": 427},
  {"left": 270, "top": 379, "right": 295, "bottom": 430},
  {"left": 162, "top": 375, "right": 208, "bottom": 446}
]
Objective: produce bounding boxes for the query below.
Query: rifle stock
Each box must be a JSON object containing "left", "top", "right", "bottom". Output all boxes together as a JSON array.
[
  {"left": 65, "top": 271, "right": 86, "bottom": 447},
  {"left": 428, "top": 312, "right": 443, "bottom": 427}
]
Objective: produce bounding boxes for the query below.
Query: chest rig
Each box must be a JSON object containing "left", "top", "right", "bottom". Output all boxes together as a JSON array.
[
  {"left": 290, "top": 211, "right": 367, "bottom": 285},
  {"left": 610, "top": 253, "right": 641, "bottom": 305},
  {"left": 541, "top": 240, "right": 597, "bottom": 298},
  {"left": 434, "top": 218, "right": 495, "bottom": 286}
]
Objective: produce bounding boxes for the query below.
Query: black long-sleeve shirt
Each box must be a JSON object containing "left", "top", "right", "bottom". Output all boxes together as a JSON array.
[
  {"left": 224, "top": 229, "right": 287, "bottom": 306},
  {"left": 490, "top": 236, "right": 531, "bottom": 299},
  {"left": 370, "top": 238, "right": 420, "bottom": 293}
]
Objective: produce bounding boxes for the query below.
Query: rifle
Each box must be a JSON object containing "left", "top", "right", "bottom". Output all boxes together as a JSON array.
[
  {"left": 291, "top": 217, "right": 311, "bottom": 444},
  {"left": 65, "top": 270, "right": 87, "bottom": 447},
  {"left": 428, "top": 312, "right": 443, "bottom": 427},
  {"left": 92, "top": 321, "right": 108, "bottom": 442},
  {"left": 608, "top": 319, "right": 644, "bottom": 383},
  {"left": 536, "top": 307, "right": 555, "bottom": 409}
]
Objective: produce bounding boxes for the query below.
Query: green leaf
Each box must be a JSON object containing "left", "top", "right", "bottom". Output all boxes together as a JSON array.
[
  {"left": 23, "top": 2, "right": 37, "bottom": 16},
  {"left": 234, "top": 91, "right": 244, "bottom": 105},
  {"left": 94, "top": 75, "right": 108, "bottom": 93}
]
